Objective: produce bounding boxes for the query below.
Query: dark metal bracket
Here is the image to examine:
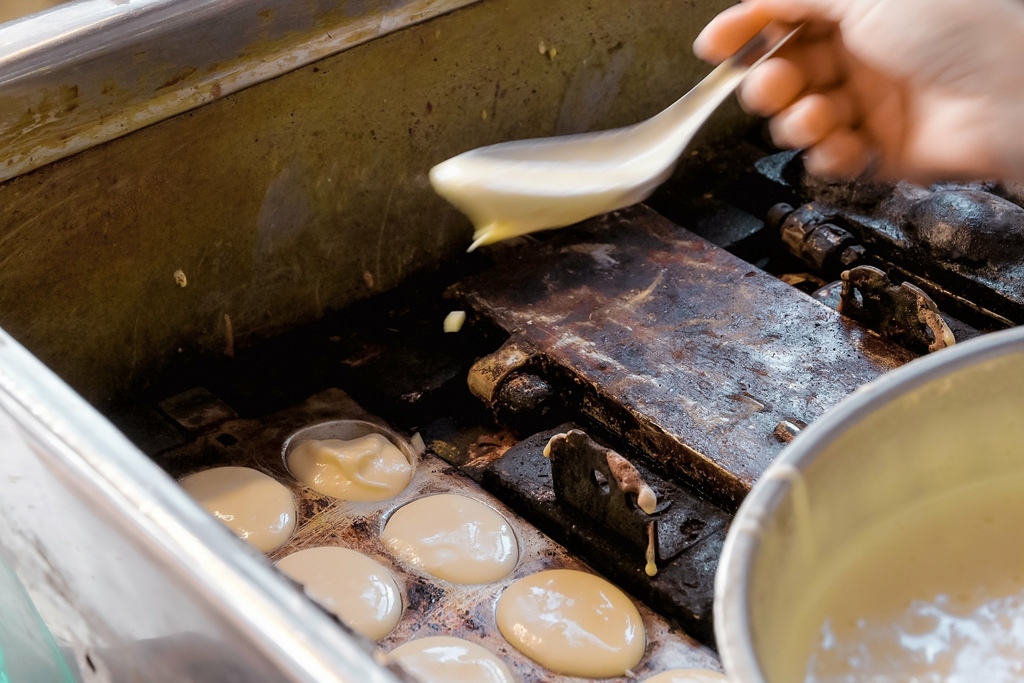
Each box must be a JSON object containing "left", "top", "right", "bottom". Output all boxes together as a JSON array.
[{"left": 840, "top": 265, "right": 955, "bottom": 354}]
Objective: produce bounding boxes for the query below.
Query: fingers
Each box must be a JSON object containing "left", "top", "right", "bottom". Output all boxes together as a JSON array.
[
  {"left": 693, "top": 3, "right": 773, "bottom": 63},
  {"left": 769, "top": 93, "right": 844, "bottom": 148},
  {"left": 737, "top": 29, "right": 845, "bottom": 113},
  {"left": 694, "top": 0, "right": 846, "bottom": 64},
  {"left": 765, "top": 85, "right": 873, "bottom": 179},
  {"left": 747, "top": 0, "right": 847, "bottom": 24},
  {"left": 694, "top": 0, "right": 881, "bottom": 180},
  {"left": 804, "top": 129, "right": 873, "bottom": 178},
  {"left": 780, "top": 36, "right": 844, "bottom": 90},
  {"left": 738, "top": 58, "right": 807, "bottom": 116}
]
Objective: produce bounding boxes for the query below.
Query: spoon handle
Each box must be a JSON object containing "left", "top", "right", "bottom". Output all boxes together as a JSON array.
[
  {"left": 729, "top": 22, "right": 804, "bottom": 69},
  {"left": 662, "top": 23, "right": 803, "bottom": 133}
]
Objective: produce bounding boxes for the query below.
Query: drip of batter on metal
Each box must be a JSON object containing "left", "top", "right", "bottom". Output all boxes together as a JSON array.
[
  {"left": 645, "top": 521, "right": 658, "bottom": 577},
  {"left": 606, "top": 450, "right": 658, "bottom": 515},
  {"left": 541, "top": 433, "right": 564, "bottom": 459}
]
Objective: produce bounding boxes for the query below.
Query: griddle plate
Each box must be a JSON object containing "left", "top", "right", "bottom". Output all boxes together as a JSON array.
[{"left": 452, "top": 205, "right": 914, "bottom": 507}]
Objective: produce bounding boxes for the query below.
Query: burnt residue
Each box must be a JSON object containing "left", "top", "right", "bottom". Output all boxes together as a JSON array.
[
  {"left": 157, "top": 66, "right": 200, "bottom": 91},
  {"left": 404, "top": 576, "right": 446, "bottom": 613},
  {"left": 157, "top": 387, "right": 238, "bottom": 434},
  {"left": 452, "top": 204, "right": 914, "bottom": 508}
]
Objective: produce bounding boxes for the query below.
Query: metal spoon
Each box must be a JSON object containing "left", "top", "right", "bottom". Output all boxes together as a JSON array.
[{"left": 429, "top": 24, "right": 802, "bottom": 251}]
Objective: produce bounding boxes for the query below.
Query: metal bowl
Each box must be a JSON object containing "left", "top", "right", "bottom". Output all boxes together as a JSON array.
[{"left": 715, "top": 325, "right": 1024, "bottom": 682}]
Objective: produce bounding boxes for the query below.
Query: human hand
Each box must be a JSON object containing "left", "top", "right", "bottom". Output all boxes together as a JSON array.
[{"left": 694, "top": 0, "right": 1024, "bottom": 183}]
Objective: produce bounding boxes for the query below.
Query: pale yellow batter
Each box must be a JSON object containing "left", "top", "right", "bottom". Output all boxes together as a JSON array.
[
  {"left": 179, "top": 466, "right": 296, "bottom": 553},
  {"left": 381, "top": 494, "right": 518, "bottom": 584},
  {"left": 288, "top": 433, "right": 412, "bottom": 502},
  {"left": 388, "top": 636, "right": 516, "bottom": 683},
  {"left": 0, "top": 0, "right": 66, "bottom": 23},
  {"left": 430, "top": 130, "right": 676, "bottom": 251},
  {"left": 642, "top": 669, "right": 727, "bottom": 682},
  {"left": 496, "top": 568, "right": 646, "bottom": 677},
  {"left": 780, "top": 473, "right": 1024, "bottom": 682},
  {"left": 276, "top": 546, "right": 402, "bottom": 641}
]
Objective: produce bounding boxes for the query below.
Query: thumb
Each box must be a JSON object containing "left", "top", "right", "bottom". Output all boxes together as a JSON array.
[
  {"left": 750, "top": 0, "right": 851, "bottom": 22},
  {"left": 694, "top": 0, "right": 855, "bottom": 63},
  {"left": 694, "top": 3, "right": 774, "bottom": 63}
]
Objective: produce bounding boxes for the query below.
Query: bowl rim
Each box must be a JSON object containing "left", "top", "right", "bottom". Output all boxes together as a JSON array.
[{"left": 714, "top": 324, "right": 1024, "bottom": 683}]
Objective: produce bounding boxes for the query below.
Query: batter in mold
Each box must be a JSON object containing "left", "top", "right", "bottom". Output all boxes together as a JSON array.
[
  {"left": 496, "top": 568, "right": 646, "bottom": 678},
  {"left": 288, "top": 433, "right": 412, "bottom": 502},
  {"left": 388, "top": 636, "right": 516, "bottom": 683},
  {"left": 179, "top": 466, "right": 296, "bottom": 553},
  {"left": 381, "top": 494, "right": 518, "bottom": 584},
  {"left": 276, "top": 546, "right": 402, "bottom": 641}
]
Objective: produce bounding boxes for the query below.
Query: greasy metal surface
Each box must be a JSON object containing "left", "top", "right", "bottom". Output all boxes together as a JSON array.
[
  {"left": 493, "top": 372, "right": 562, "bottom": 435},
  {"left": 0, "top": 0, "right": 736, "bottom": 408},
  {"left": 0, "top": 328, "right": 399, "bottom": 683},
  {"left": 484, "top": 425, "right": 729, "bottom": 645},
  {"left": 839, "top": 265, "right": 955, "bottom": 354},
  {"left": 771, "top": 418, "right": 805, "bottom": 444},
  {"left": 157, "top": 389, "right": 723, "bottom": 682},
  {"left": 452, "top": 204, "right": 915, "bottom": 506},
  {"left": 756, "top": 151, "right": 1024, "bottom": 326},
  {"left": 546, "top": 427, "right": 727, "bottom": 567}
]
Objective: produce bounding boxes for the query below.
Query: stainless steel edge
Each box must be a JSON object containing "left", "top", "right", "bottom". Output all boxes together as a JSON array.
[
  {"left": 0, "top": 0, "right": 482, "bottom": 184},
  {"left": 0, "top": 324, "right": 404, "bottom": 683},
  {"left": 714, "top": 324, "right": 1024, "bottom": 682}
]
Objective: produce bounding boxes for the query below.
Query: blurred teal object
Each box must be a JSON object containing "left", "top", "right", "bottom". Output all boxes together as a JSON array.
[{"left": 0, "top": 558, "right": 74, "bottom": 683}]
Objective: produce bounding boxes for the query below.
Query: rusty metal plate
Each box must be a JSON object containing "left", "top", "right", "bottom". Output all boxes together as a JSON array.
[
  {"left": 156, "top": 389, "right": 722, "bottom": 682},
  {"left": 451, "top": 205, "right": 915, "bottom": 507}
]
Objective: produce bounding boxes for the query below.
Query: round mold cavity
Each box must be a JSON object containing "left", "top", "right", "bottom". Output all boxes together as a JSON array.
[
  {"left": 380, "top": 493, "right": 520, "bottom": 584},
  {"left": 276, "top": 545, "right": 405, "bottom": 641},
  {"left": 179, "top": 465, "right": 297, "bottom": 553},
  {"left": 280, "top": 417, "right": 415, "bottom": 501},
  {"left": 281, "top": 418, "right": 419, "bottom": 484}
]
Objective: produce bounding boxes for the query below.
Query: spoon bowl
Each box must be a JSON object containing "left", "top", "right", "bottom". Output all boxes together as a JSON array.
[{"left": 430, "top": 24, "right": 801, "bottom": 251}]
